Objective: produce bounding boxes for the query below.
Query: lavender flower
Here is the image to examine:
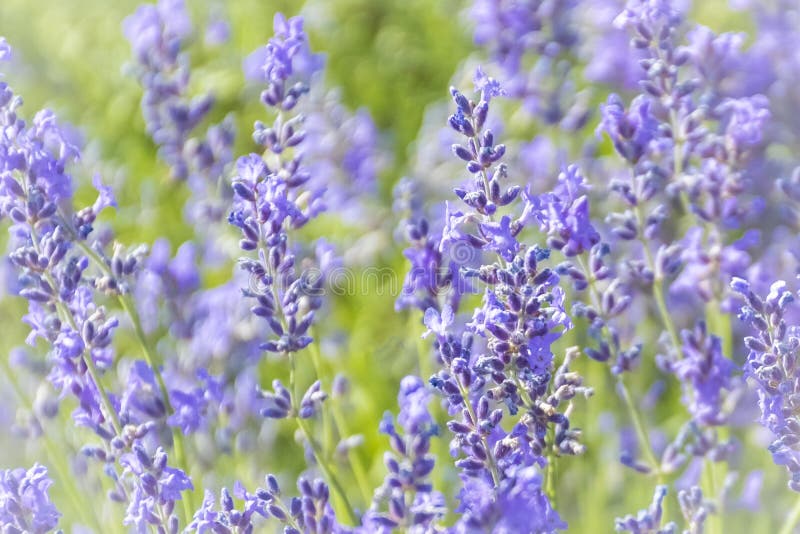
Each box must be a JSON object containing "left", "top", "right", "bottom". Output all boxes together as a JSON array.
[
  {"left": 365, "top": 376, "right": 445, "bottom": 531},
  {"left": 615, "top": 485, "right": 676, "bottom": 533},
  {"left": 124, "top": 0, "right": 235, "bottom": 224},
  {"left": 2, "top": 39, "right": 197, "bottom": 529},
  {"left": 0, "top": 37, "right": 10, "bottom": 61},
  {"left": 188, "top": 485, "right": 262, "bottom": 534},
  {"left": 731, "top": 277, "right": 800, "bottom": 491},
  {"left": 469, "top": 0, "right": 585, "bottom": 127},
  {"left": 230, "top": 14, "right": 324, "bottom": 355},
  {"left": 416, "top": 78, "right": 592, "bottom": 532},
  {"left": 597, "top": 94, "right": 658, "bottom": 166},
  {"left": 241, "top": 474, "right": 340, "bottom": 533},
  {"left": 0, "top": 464, "right": 60, "bottom": 534},
  {"left": 677, "top": 486, "right": 711, "bottom": 534},
  {"left": 669, "top": 322, "right": 737, "bottom": 426},
  {"left": 525, "top": 165, "right": 600, "bottom": 257},
  {"left": 302, "top": 90, "right": 387, "bottom": 219},
  {"left": 1, "top": 51, "right": 121, "bottom": 439},
  {"left": 119, "top": 445, "right": 193, "bottom": 533},
  {"left": 396, "top": 212, "right": 468, "bottom": 313},
  {"left": 454, "top": 464, "right": 566, "bottom": 533}
]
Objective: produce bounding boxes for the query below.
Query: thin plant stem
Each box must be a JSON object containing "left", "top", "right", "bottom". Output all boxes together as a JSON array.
[
  {"left": 575, "top": 255, "right": 664, "bottom": 476},
  {"left": 306, "top": 331, "right": 372, "bottom": 505},
  {"left": 702, "top": 458, "right": 722, "bottom": 534},
  {"left": 288, "top": 352, "right": 358, "bottom": 525},
  {"left": 617, "top": 377, "right": 661, "bottom": 474},
  {"left": 778, "top": 494, "right": 800, "bottom": 534}
]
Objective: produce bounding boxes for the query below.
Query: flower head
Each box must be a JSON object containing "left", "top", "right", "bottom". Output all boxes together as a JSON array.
[{"left": 0, "top": 464, "right": 60, "bottom": 534}]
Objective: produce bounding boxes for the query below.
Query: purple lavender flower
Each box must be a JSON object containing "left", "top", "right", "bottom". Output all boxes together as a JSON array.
[
  {"left": 615, "top": 485, "right": 676, "bottom": 533},
  {"left": 224, "top": 473, "right": 341, "bottom": 533},
  {"left": 230, "top": 14, "right": 325, "bottom": 355},
  {"left": 0, "top": 464, "right": 60, "bottom": 534},
  {"left": 414, "top": 79, "right": 591, "bottom": 532},
  {"left": 525, "top": 165, "right": 600, "bottom": 257},
  {"left": 242, "top": 13, "right": 322, "bottom": 102},
  {"left": 670, "top": 322, "right": 737, "bottom": 426},
  {"left": 581, "top": 0, "right": 645, "bottom": 90},
  {"left": 469, "top": 0, "right": 585, "bottom": 126},
  {"left": 597, "top": 94, "right": 658, "bottom": 165},
  {"left": 719, "top": 95, "right": 770, "bottom": 149},
  {"left": 677, "top": 486, "right": 710, "bottom": 533},
  {"left": 124, "top": 0, "right": 235, "bottom": 226},
  {"left": 189, "top": 484, "right": 263, "bottom": 534},
  {"left": 120, "top": 445, "right": 193, "bottom": 532},
  {"left": 365, "top": 376, "right": 445, "bottom": 531},
  {"left": 134, "top": 239, "right": 200, "bottom": 336},
  {"left": 0, "top": 37, "right": 10, "bottom": 62},
  {"left": 396, "top": 214, "right": 467, "bottom": 313},
  {"left": 166, "top": 368, "right": 224, "bottom": 434},
  {"left": 302, "top": 90, "right": 387, "bottom": 220},
  {"left": 454, "top": 464, "right": 566, "bottom": 533},
  {"left": 731, "top": 277, "right": 800, "bottom": 491},
  {"left": 0, "top": 51, "right": 124, "bottom": 439},
  {"left": 2, "top": 40, "right": 197, "bottom": 529}
]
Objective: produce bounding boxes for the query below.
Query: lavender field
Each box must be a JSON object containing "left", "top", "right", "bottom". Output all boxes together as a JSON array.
[{"left": 0, "top": 0, "right": 798, "bottom": 532}]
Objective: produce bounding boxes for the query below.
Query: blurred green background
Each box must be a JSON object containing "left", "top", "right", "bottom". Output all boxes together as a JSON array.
[{"left": 0, "top": 0, "right": 787, "bottom": 532}]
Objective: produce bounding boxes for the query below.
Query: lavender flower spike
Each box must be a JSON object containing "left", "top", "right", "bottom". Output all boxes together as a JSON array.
[
  {"left": 731, "top": 277, "right": 800, "bottom": 491},
  {"left": 229, "top": 13, "right": 324, "bottom": 355},
  {"left": 364, "top": 375, "right": 445, "bottom": 531},
  {"left": 0, "top": 464, "right": 61, "bottom": 534},
  {"left": 615, "top": 485, "right": 676, "bottom": 533}
]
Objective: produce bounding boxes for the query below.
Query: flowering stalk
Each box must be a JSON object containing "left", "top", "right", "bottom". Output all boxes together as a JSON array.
[
  {"left": 229, "top": 13, "right": 356, "bottom": 525},
  {"left": 363, "top": 375, "right": 445, "bottom": 531},
  {"left": 410, "top": 76, "right": 590, "bottom": 531},
  {"left": 0, "top": 464, "right": 61, "bottom": 533},
  {"left": 123, "top": 0, "right": 235, "bottom": 226}
]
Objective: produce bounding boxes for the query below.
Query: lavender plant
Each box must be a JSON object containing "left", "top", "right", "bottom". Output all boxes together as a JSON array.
[{"left": 2, "top": 0, "right": 800, "bottom": 532}]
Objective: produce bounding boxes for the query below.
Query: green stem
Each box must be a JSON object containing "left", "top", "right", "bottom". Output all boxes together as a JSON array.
[
  {"left": 80, "top": 334, "right": 123, "bottom": 436},
  {"left": 779, "top": 494, "right": 800, "bottom": 534},
  {"left": 619, "top": 375, "right": 671, "bottom": 520},
  {"left": 307, "top": 340, "right": 334, "bottom": 473},
  {"left": 328, "top": 402, "right": 373, "bottom": 506},
  {"left": 307, "top": 332, "right": 372, "bottom": 505},
  {"left": 617, "top": 377, "right": 661, "bottom": 475},
  {"left": 633, "top": 205, "right": 683, "bottom": 357},
  {"left": 289, "top": 353, "right": 358, "bottom": 526},
  {"left": 702, "top": 459, "right": 722, "bottom": 534}
]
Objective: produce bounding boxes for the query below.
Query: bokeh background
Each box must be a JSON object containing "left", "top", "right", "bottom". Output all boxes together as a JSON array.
[{"left": 0, "top": 0, "right": 786, "bottom": 532}]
